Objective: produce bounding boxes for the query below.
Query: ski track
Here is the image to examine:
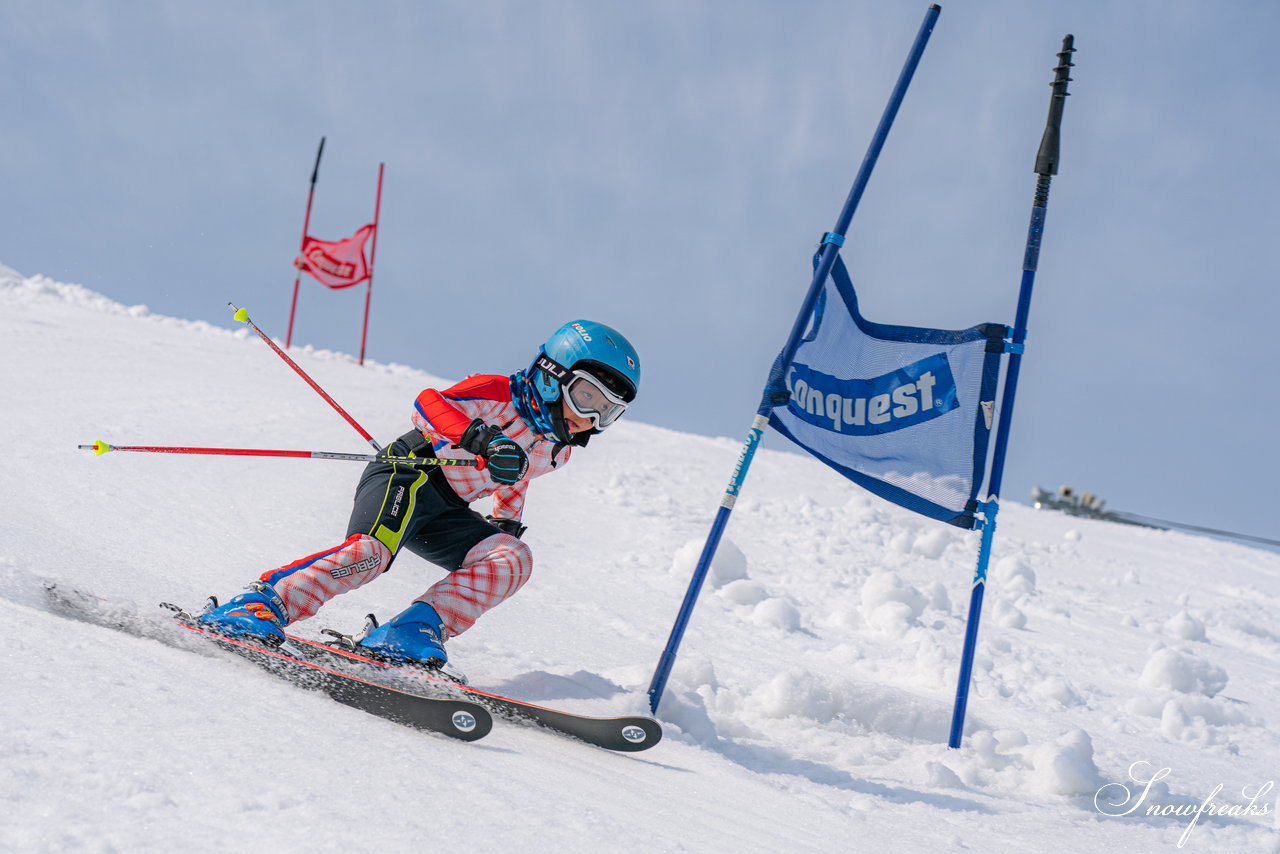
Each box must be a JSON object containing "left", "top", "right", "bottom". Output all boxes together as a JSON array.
[{"left": 2, "top": 266, "right": 1278, "bottom": 852}]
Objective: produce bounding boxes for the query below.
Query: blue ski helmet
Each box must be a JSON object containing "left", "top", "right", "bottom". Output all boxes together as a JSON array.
[{"left": 532, "top": 320, "right": 640, "bottom": 407}]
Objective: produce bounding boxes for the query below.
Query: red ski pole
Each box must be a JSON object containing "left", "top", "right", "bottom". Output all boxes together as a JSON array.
[
  {"left": 230, "top": 303, "right": 384, "bottom": 452},
  {"left": 80, "top": 440, "right": 477, "bottom": 467}
]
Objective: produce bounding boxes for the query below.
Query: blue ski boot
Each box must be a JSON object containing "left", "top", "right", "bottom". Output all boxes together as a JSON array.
[
  {"left": 359, "top": 600, "right": 448, "bottom": 665},
  {"left": 197, "top": 581, "right": 289, "bottom": 644}
]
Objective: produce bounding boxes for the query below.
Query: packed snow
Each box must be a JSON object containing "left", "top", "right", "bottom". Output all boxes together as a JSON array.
[{"left": 1, "top": 265, "right": 1277, "bottom": 852}]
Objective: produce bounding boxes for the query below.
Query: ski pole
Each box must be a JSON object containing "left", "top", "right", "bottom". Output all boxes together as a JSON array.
[
  {"left": 229, "top": 303, "right": 384, "bottom": 453},
  {"left": 80, "top": 440, "right": 477, "bottom": 467}
]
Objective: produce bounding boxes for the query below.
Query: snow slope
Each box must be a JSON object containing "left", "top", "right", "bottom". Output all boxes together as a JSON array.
[{"left": 2, "top": 265, "right": 1277, "bottom": 853}]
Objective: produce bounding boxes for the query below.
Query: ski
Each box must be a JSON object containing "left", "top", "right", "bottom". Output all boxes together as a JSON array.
[
  {"left": 284, "top": 631, "right": 663, "bottom": 752},
  {"left": 42, "top": 583, "right": 659, "bottom": 750},
  {"left": 167, "top": 608, "right": 493, "bottom": 742},
  {"left": 42, "top": 584, "right": 491, "bottom": 742}
]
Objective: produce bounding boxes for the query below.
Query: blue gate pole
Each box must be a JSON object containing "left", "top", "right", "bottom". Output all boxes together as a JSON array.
[
  {"left": 647, "top": 4, "right": 943, "bottom": 716},
  {"left": 948, "top": 35, "right": 1075, "bottom": 748}
]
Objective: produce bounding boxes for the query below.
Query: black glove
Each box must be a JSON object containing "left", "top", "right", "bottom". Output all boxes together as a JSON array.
[
  {"left": 485, "top": 515, "right": 528, "bottom": 539},
  {"left": 459, "top": 419, "right": 529, "bottom": 485}
]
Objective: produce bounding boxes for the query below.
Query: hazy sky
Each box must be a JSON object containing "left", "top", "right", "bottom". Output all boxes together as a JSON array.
[{"left": 3, "top": 1, "right": 1277, "bottom": 540}]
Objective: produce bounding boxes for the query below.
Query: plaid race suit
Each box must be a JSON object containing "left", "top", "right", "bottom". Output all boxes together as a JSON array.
[{"left": 258, "top": 374, "right": 571, "bottom": 639}]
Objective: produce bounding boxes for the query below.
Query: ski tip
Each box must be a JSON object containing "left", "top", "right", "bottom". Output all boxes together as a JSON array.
[
  {"left": 232, "top": 306, "right": 249, "bottom": 323},
  {"left": 91, "top": 439, "right": 113, "bottom": 456}
]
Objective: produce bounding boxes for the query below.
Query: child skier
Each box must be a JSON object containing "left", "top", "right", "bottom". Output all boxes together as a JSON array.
[{"left": 198, "top": 319, "right": 640, "bottom": 667}]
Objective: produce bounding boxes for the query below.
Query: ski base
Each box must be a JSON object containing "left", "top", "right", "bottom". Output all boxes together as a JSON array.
[
  {"left": 286, "top": 632, "right": 662, "bottom": 752},
  {"left": 162, "top": 605, "right": 493, "bottom": 742}
]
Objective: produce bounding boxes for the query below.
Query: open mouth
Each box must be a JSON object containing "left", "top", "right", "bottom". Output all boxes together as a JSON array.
[{"left": 564, "top": 413, "right": 591, "bottom": 435}]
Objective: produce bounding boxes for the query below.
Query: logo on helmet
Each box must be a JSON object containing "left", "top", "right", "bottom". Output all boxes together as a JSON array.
[{"left": 536, "top": 355, "right": 569, "bottom": 381}]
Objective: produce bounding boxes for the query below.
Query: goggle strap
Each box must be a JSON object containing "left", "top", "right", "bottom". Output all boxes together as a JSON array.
[{"left": 536, "top": 354, "right": 570, "bottom": 383}]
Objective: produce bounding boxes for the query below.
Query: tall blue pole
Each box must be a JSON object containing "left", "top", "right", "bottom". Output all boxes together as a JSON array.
[
  {"left": 948, "top": 35, "right": 1076, "bottom": 748},
  {"left": 647, "top": 4, "right": 943, "bottom": 716}
]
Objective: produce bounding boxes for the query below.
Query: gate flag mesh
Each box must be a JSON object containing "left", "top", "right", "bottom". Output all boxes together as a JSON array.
[{"left": 764, "top": 254, "right": 1009, "bottom": 529}]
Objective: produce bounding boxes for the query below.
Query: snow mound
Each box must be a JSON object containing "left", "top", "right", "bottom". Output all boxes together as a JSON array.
[
  {"left": 1029, "top": 729, "right": 1105, "bottom": 797},
  {"left": 1139, "top": 647, "right": 1229, "bottom": 697},
  {"left": 671, "top": 536, "right": 749, "bottom": 588}
]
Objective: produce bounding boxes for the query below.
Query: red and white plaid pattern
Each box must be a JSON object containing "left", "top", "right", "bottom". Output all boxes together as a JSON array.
[
  {"left": 256, "top": 379, "right": 553, "bottom": 634},
  {"left": 262, "top": 533, "right": 393, "bottom": 622},
  {"left": 412, "top": 386, "right": 571, "bottom": 522},
  {"left": 421, "top": 533, "right": 533, "bottom": 638}
]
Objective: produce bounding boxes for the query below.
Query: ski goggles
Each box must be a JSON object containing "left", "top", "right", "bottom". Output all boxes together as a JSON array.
[{"left": 564, "top": 370, "right": 629, "bottom": 430}]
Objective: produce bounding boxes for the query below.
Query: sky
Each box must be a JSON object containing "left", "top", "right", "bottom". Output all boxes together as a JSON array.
[{"left": 3, "top": 0, "right": 1277, "bottom": 540}]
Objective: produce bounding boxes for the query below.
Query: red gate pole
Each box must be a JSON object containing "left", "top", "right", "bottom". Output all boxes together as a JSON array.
[
  {"left": 288, "top": 137, "right": 325, "bottom": 349},
  {"left": 359, "top": 162, "right": 384, "bottom": 366}
]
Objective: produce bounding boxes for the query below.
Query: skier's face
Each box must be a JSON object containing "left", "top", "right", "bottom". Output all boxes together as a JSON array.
[{"left": 558, "top": 368, "right": 631, "bottom": 440}]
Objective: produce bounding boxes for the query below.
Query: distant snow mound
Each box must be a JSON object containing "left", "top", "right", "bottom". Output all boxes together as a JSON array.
[
  {"left": 0, "top": 266, "right": 149, "bottom": 316},
  {"left": 0, "top": 260, "right": 407, "bottom": 371}
]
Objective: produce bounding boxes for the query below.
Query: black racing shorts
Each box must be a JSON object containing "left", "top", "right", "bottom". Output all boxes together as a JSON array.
[{"left": 346, "top": 430, "right": 502, "bottom": 572}]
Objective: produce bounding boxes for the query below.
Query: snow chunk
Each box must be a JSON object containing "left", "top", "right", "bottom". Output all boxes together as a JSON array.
[
  {"left": 656, "top": 690, "right": 720, "bottom": 745},
  {"left": 1139, "top": 647, "right": 1228, "bottom": 697},
  {"left": 911, "top": 527, "right": 954, "bottom": 560},
  {"left": 924, "top": 761, "right": 966, "bottom": 789},
  {"left": 1030, "top": 729, "right": 1103, "bottom": 797},
  {"left": 1031, "top": 676, "right": 1083, "bottom": 708},
  {"left": 1150, "top": 694, "right": 1258, "bottom": 745},
  {"left": 992, "top": 556, "right": 1036, "bottom": 596},
  {"left": 670, "top": 537, "right": 748, "bottom": 588},
  {"left": 674, "top": 655, "right": 720, "bottom": 692},
  {"left": 866, "top": 601, "right": 917, "bottom": 636},
  {"left": 751, "top": 670, "right": 837, "bottom": 721},
  {"left": 752, "top": 597, "right": 801, "bottom": 632},
  {"left": 655, "top": 657, "right": 723, "bottom": 744},
  {"left": 993, "top": 598, "right": 1028, "bottom": 630},
  {"left": 924, "top": 581, "right": 951, "bottom": 614},
  {"left": 718, "top": 579, "right": 768, "bottom": 606},
  {"left": 860, "top": 572, "right": 925, "bottom": 624},
  {"left": 1162, "top": 611, "right": 1207, "bottom": 642},
  {"left": 994, "top": 729, "right": 1028, "bottom": 751}
]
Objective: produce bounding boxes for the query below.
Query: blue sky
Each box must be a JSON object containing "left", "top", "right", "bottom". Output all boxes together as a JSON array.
[{"left": 3, "top": 1, "right": 1277, "bottom": 540}]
